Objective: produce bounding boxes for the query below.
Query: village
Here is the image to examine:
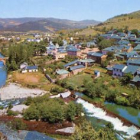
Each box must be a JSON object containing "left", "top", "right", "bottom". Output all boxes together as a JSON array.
[
  {"left": 15, "top": 29, "right": 140, "bottom": 88},
  {"left": 0, "top": 6, "right": 140, "bottom": 140}
]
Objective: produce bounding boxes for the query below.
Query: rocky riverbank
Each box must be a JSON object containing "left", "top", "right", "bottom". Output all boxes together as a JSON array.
[{"left": 0, "top": 83, "right": 47, "bottom": 100}]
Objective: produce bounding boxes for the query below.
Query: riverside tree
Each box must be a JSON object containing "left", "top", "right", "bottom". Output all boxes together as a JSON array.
[
  {"left": 23, "top": 95, "right": 83, "bottom": 123},
  {"left": 71, "top": 121, "right": 117, "bottom": 140}
]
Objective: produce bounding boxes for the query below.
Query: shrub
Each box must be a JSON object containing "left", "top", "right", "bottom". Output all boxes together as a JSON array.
[
  {"left": 24, "top": 97, "right": 33, "bottom": 106},
  {"left": 7, "top": 109, "right": 19, "bottom": 116},
  {"left": 23, "top": 104, "right": 40, "bottom": 121},
  {"left": 7, "top": 118, "right": 27, "bottom": 130},
  {"left": 50, "top": 86, "right": 65, "bottom": 93}
]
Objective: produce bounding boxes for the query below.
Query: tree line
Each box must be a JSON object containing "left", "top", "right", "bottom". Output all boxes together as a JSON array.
[
  {"left": 6, "top": 42, "right": 46, "bottom": 71},
  {"left": 23, "top": 95, "right": 83, "bottom": 123}
]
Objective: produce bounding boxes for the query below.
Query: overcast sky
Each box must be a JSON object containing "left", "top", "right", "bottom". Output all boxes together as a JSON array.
[{"left": 0, "top": 0, "right": 140, "bottom": 21}]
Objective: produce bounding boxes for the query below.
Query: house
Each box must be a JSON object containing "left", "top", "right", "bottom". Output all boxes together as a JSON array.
[
  {"left": 128, "top": 34, "right": 136, "bottom": 39},
  {"left": 132, "top": 75, "right": 140, "bottom": 86},
  {"left": 110, "top": 35, "right": 122, "bottom": 41},
  {"left": 78, "top": 59, "right": 95, "bottom": 67},
  {"left": 117, "top": 32, "right": 127, "bottom": 38},
  {"left": 123, "top": 65, "right": 140, "bottom": 76},
  {"left": 87, "top": 52, "right": 107, "bottom": 64},
  {"left": 131, "top": 68, "right": 140, "bottom": 86},
  {"left": 69, "top": 65, "right": 85, "bottom": 75},
  {"left": 135, "top": 38, "right": 140, "bottom": 44},
  {"left": 75, "top": 44, "right": 82, "bottom": 49},
  {"left": 87, "top": 41, "right": 96, "bottom": 47},
  {"left": 134, "top": 44, "right": 140, "bottom": 52},
  {"left": 27, "top": 66, "right": 38, "bottom": 72},
  {"left": 47, "top": 45, "right": 57, "bottom": 55},
  {"left": 100, "top": 34, "right": 112, "bottom": 39},
  {"left": 112, "top": 63, "right": 140, "bottom": 77},
  {"left": 118, "top": 40, "right": 131, "bottom": 46},
  {"left": 21, "top": 66, "right": 38, "bottom": 73},
  {"left": 125, "top": 51, "right": 140, "bottom": 59},
  {"left": 129, "top": 38, "right": 138, "bottom": 42},
  {"left": 102, "top": 45, "right": 133, "bottom": 55},
  {"left": 20, "top": 62, "right": 28, "bottom": 69},
  {"left": 112, "top": 64, "right": 127, "bottom": 77},
  {"left": 127, "top": 59, "right": 140, "bottom": 66},
  {"left": 102, "top": 46, "right": 119, "bottom": 55},
  {"left": 56, "top": 69, "right": 69, "bottom": 79},
  {"left": 115, "top": 54, "right": 125, "bottom": 61},
  {"left": 64, "top": 60, "right": 78, "bottom": 68},
  {"left": 63, "top": 40, "right": 67, "bottom": 46},
  {"left": 67, "top": 48, "right": 81, "bottom": 57},
  {"left": 119, "top": 51, "right": 140, "bottom": 60},
  {"left": 106, "top": 67, "right": 113, "bottom": 75},
  {"left": 107, "top": 29, "right": 117, "bottom": 34},
  {"left": 80, "top": 47, "right": 99, "bottom": 59},
  {"left": 54, "top": 50, "right": 67, "bottom": 60}
]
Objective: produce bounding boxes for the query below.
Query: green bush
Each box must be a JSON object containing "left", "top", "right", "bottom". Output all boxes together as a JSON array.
[
  {"left": 7, "top": 118, "right": 27, "bottom": 130},
  {"left": 23, "top": 96, "right": 83, "bottom": 123},
  {"left": 0, "top": 106, "right": 4, "bottom": 110},
  {"left": 7, "top": 109, "right": 19, "bottom": 116},
  {"left": 23, "top": 104, "right": 40, "bottom": 121},
  {"left": 50, "top": 86, "right": 65, "bottom": 94},
  {"left": 24, "top": 97, "right": 33, "bottom": 106}
]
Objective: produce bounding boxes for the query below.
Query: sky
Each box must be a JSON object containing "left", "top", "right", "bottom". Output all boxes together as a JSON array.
[{"left": 0, "top": 0, "right": 140, "bottom": 21}]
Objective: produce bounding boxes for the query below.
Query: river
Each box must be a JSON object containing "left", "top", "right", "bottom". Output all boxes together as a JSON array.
[
  {"left": 0, "top": 53, "right": 7, "bottom": 88},
  {"left": 75, "top": 92, "right": 140, "bottom": 139}
]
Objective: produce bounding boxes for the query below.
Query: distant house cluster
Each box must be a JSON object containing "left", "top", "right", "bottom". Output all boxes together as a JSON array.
[
  {"left": 100, "top": 29, "right": 140, "bottom": 86},
  {"left": 56, "top": 59, "right": 95, "bottom": 79},
  {"left": 47, "top": 40, "right": 100, "bottom": 60}
]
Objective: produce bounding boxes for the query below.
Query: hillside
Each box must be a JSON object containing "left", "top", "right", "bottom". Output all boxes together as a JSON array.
[
  {"left": 0, "top": 18, "right": 100, "bottom": 32},
  {"left": 96, "top": 10, "right": 140, "bottom": 30},
  {"left": 0, "top": 18, "right": 45, "bottom": 28}
]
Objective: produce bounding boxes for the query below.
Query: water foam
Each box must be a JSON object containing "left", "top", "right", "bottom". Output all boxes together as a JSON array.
[{"left": 77, "top": 98, "right": 140, "bottom": 137}]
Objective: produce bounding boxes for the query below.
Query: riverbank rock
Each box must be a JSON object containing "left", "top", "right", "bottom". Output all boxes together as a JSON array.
[
  {"left": 56, "top": 123, "right": 75, "bottom": 134},
  {"left": 0, "top": 83, "right": 46, "bottom": 100},
  {"left": 0, "top": 109, "right": 7, "bottom": 116},
  {"left": 11, "top": 105, "right": 29, "bottom": 113}
]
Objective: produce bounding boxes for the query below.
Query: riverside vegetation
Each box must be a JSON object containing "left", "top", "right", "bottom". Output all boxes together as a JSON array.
[
  {"left": 58, "top": 71, "right": 140, "bottom": 109},
  {"left": 23, "top": 95, "right": 83, "bottom": 123}
]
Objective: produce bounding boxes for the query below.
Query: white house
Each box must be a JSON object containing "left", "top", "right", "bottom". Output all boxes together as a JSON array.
[{"left": 21, "top": 65, "right": 38, "bottom": 73}]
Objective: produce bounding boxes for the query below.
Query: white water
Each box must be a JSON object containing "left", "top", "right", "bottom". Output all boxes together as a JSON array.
[{"left": 77, "top": 98, "right": 140, "bottom": 137}]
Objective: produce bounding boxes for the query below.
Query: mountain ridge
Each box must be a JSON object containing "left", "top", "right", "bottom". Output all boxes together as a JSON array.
[{"left": 0, "top": 17, "right": 100, "bottom": 32}]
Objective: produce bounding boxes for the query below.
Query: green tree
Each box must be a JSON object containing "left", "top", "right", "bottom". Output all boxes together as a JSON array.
[
  {"left": 71, "top": 121, "right": 117, "bottom": 140},
  {"left": 39, "top": 101, "right": 65, "bottom": 123},
  {"left": 120, "top": 73, "right": 133, "bottom": 85},
  {"left": 66, "top": 102, "right": 77, "bottom": 121},
  {"left": 7, "top": 118, "right": 27, "bottom": 130},
  {"left": 10, "top": 60, "right": 18, "bottom": 70},
  {"left": 131, "top": 29, "right": 139, "bottom": 37},
  {"left": 24, "top": 97, "right": 33, "bottom": 106},
  {"left": 96, "top": 36, "right": 104, "bottom": 44},
  {"left": 99, "top": 39, "right": 114, "bottom": 50},
  {"left": 53, "top": 38, "right": 63, "bottom": 46},
  {"left": 101, "top": 60, "right": 109, "bottom": 68},
  {"left": 107, "top": 52, "right": 115, "bottom": 60},
  {"left": 24, "top": 104, "right": 40, "bottom": 121}
]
